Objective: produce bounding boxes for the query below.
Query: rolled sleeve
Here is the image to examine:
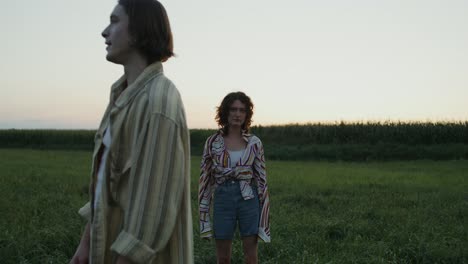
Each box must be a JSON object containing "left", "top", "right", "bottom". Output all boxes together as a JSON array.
[
  {"left": 111, "top": 114, "right": 188, "bottom": 262},
  {"left": 110, "top": 230, "right": 156, "bottom": 263},
  {"left": 78, "top": 202, "right": 91, "bottom": 222}
]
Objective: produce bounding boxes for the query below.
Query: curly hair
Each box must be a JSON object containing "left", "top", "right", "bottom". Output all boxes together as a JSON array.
[
  {"left": 215, "top": 92, "right": 254, "bottom": 135},
  {"left": 118, "top": 0, "right": 174, "bottom": 63}
]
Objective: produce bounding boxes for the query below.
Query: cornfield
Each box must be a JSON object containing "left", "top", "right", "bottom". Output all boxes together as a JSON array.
[{"left": 1, "top": 121, "right": 467, "bottom": 161}]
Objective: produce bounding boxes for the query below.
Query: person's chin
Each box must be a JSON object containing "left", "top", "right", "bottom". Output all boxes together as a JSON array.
[
  {"left": 106, "top": 53, "right": 122, "bottom": 64},
  {"left": 106, "top": 52, "right": 115, "bottom": 61}
]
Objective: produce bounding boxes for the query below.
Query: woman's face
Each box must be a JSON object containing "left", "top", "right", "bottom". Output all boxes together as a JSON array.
[
  {"left": 227, "top": 100, "right": 247, "bottom": 128},
  {"left": 101, "top": 5, "right": 136, "bottom": 64}
]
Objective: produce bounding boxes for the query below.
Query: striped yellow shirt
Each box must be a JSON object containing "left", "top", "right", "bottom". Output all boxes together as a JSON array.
[{"left": 78, "top": 62, "right": 193, "bottom": 263}]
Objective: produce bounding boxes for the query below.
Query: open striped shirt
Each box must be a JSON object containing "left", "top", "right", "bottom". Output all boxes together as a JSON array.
[{"left": 198, "top": 131, "right": 271, "bottom": 242}]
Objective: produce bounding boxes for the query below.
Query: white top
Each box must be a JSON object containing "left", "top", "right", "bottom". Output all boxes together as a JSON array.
[
  {"left": 227, "top": 149, "right": 245, "bottom": 168},
  {"left": 94, "top": 127, "right": 111, "bottom": 209}
]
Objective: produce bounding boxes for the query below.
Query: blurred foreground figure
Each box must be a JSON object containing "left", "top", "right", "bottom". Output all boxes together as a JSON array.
[{"left": 70, "top": 1, "right": 193, "bottom": 263}]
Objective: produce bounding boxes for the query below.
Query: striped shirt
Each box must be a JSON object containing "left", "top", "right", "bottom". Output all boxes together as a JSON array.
[
  {"left": 198, "top": 131, "right": 271, "bottom": 242},
  {"left": 78, "top": 62, "right": 193, "bottom": 263}
]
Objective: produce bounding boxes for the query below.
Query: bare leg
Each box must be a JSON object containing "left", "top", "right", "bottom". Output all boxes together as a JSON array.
[
  {"left": 216, "top": 239, "right": 233, "bottom": 264},
  {"left": 242, "top": 235, "right": 258, "bottom": 264}
]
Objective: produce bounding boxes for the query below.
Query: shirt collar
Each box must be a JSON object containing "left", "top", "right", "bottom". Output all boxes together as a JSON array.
[{"left": 110, "top": 61, "right": 164, "bottom": 108}]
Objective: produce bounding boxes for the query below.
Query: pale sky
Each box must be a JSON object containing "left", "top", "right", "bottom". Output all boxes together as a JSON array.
[{"left": 1, "top": 0, "right": 467, "bottom": 129}]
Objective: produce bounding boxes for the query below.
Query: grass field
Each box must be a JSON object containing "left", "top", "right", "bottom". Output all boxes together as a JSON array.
[{"left": 0, "top": 149, "right": 467, "bottom": 263}]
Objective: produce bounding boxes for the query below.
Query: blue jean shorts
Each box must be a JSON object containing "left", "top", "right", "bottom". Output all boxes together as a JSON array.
[{"left": 213, "top": 180, "right": 260, "bottom": 240}]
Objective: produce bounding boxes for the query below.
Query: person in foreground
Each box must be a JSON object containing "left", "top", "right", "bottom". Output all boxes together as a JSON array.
[
  {"left": 198, "top": 92, "right": 271, "bottom": 264},
  {"left": 70, "top": 0, "right": 193, "bottom": 263}
]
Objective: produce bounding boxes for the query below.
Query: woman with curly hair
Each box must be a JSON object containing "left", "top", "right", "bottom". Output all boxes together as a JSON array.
[{"left": 199, "top": 92, "right": 270, "bottom": 264}]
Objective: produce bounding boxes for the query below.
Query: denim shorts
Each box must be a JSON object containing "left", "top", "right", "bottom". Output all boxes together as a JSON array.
[{"left": 213, "top": 180, "right": 260, "bottom": 240}]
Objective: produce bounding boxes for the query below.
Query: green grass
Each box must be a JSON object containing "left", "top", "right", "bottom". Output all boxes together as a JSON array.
[{"left": 0, "top": 149, "right": 467, "bottom": 263}]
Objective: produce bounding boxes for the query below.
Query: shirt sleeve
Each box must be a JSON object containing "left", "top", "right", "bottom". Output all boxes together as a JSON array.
[
  {"left": 253, "top": 140, "right": 271, "bottom": 242},
  {"left": 110, "top": 113, "right": 189, "bottom": 263},
  {"left": 78, "top": 202, "right": 91, "bottom": 222},
  {"left": 198, "top": 137, "right": 214, "bottom": 238}
]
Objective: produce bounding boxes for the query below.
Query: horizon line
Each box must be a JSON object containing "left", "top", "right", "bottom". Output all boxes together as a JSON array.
[{"left": 1, "top": 118, "right": 467, "bottom": 130}]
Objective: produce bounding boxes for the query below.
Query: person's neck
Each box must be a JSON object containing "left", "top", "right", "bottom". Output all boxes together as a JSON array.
[
  {"left": 123, "top": 54, "right": 148, "bottom": 87},
  {"left": 227, "top": 126, "right": 242, "bottom": 138}
]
